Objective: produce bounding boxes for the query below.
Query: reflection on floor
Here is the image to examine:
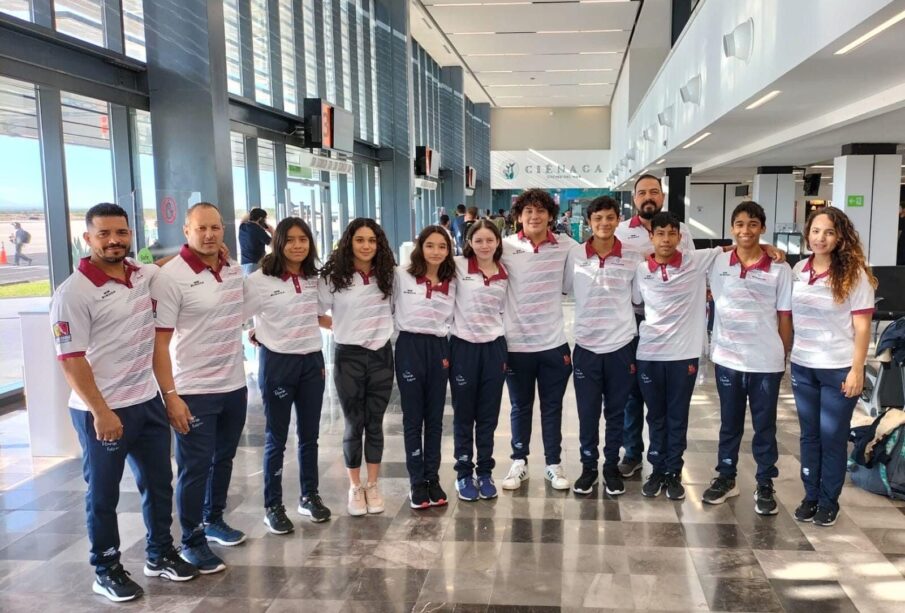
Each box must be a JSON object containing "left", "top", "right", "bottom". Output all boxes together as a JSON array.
[{"left": 2, "top": 309, "right": 905, "bottom": 612}]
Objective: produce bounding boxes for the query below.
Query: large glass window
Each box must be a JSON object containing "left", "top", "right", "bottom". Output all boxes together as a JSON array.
[
  {"left": 279, "top": 0, "right": 298, "bottom": 115},
  {"left": 231, "top": 133, "right": 247, "bottom": 260},
  {"left": 303, "top": 0, "right": 318, "bottom": 98},
  {"left": 0, "top": 0, "right": 31, "bottom": 20},
  {"left": 224, "top": 0, "right": 243, "bottom": 95},
  {"left": 54, "top": 0, "right": 105, "bottom": 47},
  {"left": 340, "top": 1, "right": 352, "bottom": 109},
  {"left": 122, "top": 0, "right": 146, "bottom": 61},
  {"left": 356, "top": 0, "right": 367, "bottom": 139},
  {"left": 61, "top": 92, "right": 114, "bottom": 266},
  {"left": 323, "top": 0, "right": 336, "bottom": 104},
  {"left": 133, "top": 109, "right": 157, "bottom": 252},
  {"left": 369, "top": 0, "right": 378, "bottom": 144},
  {"left": 250, "top": 0, "right": 272, "bottom": 106},
  {"left": 258, "top": 139, "right": 277, "bottom": 219}
]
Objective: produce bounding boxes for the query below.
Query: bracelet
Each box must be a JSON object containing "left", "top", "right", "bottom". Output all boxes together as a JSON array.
[{"left": 163, "top": 389, "right": 177, "bottom": 396}]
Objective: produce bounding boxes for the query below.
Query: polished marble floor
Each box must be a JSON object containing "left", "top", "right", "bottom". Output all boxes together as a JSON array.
[{"left": 2, "top": 309, "right": 905, "bottom": 612}]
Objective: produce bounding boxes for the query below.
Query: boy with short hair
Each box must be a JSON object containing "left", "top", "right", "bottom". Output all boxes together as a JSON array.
[{"left": 701, "top": 201, "right": 792, "bottom": 515}]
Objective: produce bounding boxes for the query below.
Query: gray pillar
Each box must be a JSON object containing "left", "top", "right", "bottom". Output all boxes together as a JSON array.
[
  {"left": 671, "top": 0, "right": 692, "bottom": 46},
  {"left": 474, "top": 102, "right": 491, "bottom": 212},
  {"left": 273, "top": 142, "right": 288, "bottom": 220},
  {"left": 244, "top": 137, "right": 261, "bottom": 209},
  {"left": 143, "top": 0, "right": 236, "bottom": 254},
  {"left": 664, "top": 167, "right": 691, "bottom": 223},
  {"left": 322, "top": 171, "right": 334, "bottom": 249},
  {"left": 267, "top": 0, "right": 284, "bottom": 109},
  {"left": 103, "top": 0, "right": 124, "bottom": 54},
  {"left": 338, "top": 174, "right": 350, "bottom": 230},
  {"left": 440, "top": 66, "right": 465, "bottom": 214},
  {"left": 109, "top": 104, "right": 136, "bottom": 232},
  {"left": 354, "top": 164, "right": 368, "bottom": 218},
  {"left": 752, "top": 166, "right": 795, "bottom": 242},
  {"left": 375, "top": 0, "right": 414, "bottom": 251},
  {"left": 238, "top": 0, "right": 255, "bottom": 99}
]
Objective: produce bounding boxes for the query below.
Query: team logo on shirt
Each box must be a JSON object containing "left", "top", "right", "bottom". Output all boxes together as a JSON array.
[{"left": 52, "top": 321, "right": 71, "bottom": 344}]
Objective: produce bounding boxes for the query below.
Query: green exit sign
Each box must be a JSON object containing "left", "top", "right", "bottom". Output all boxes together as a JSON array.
[{"left": 847, "top": 195, "right": 865, "bottom": 207}]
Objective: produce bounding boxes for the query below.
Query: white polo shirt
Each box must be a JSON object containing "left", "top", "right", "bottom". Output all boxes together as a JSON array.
[
  {"left": 564, "top": 238, "right": 645, "bottom": 355},
  {"left": 50, "top": 258, "right": 159, "bottom": 411},
  {"left": 632, "top": 247, "right": 723, "bottom": 361},
  {"left": 244, "top": 269, "right": 322, "bottom": 355},
  {"left": 501, "top": 230, "right": 577, "bottom": 353},
  {"left": 790, "top": 256, "right": 875, "bottom": 369},
  {"left": 615, "top": 215, "right": 696, "bottom": 255},
  {"left": 318, "top": 270, "right": 394, "bottom": 350},
  {"left": 709, "top": 250, "right": 792, "bottom": 373},
  {"left": 393, "top": 267, "right": 456, "bottom": 337},
  {"left": 151, "top": 245, "right": 246, "bottom": 395},
  {"left": 449, "top": 256, "right": 508, "bottom": 344}
]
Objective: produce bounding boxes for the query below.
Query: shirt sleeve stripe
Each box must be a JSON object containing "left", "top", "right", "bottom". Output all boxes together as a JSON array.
[
  {"left": 154, "top": 327, "right": 175, "bottom": 332},
  {"left": 851, "top": 308, "right": 875, "bottom": 315},
  {"left": 57, "top": 351, "right": 86, "bottom": 360}
]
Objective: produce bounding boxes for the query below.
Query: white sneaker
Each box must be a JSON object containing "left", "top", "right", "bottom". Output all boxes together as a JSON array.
[
  {"left": 501, "top": 459, "right": 528, "bottom": 490},
  {"left": 364, "top": 482, "right": 385, "bottom": 514},
  {"left": 347, "top": 485, "right": 367, "bottom": 516},
  {"left": 545, "top": 464, "right": 571, "bottom": 490}
]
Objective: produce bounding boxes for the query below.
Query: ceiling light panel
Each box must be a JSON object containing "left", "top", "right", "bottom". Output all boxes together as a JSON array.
[
  {"left": 466, "top": 53, "right": 623, "bottom": 72},
  {"left": 477, "top": 71, "right": 614, "bottom": 86},
  {"left": 448, "top": 31, "right": 629, "bottom": 55}
]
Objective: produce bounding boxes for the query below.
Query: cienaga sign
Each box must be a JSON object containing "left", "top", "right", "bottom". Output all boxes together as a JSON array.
[{"left": 492, "top": 150, "right": 610, "bottom": 189}]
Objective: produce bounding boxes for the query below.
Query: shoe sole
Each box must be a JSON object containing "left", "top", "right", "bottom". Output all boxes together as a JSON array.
[
  {"left": 752, "top": 492, "right": 779, "bottom": 516},
  {"left": 619, "top": 463, "right": 642, "bottom": 478},
  {"left": 572, "top": 476, "right": 598, "bottom": 495},
  {"left": 178, "top": 554, "right": 226, "bottom": 575},
  {"left": 410, "top": 501, "right": 431, "bottom": 509},
  {"left": 814, "top": 517, "right": 837, "bottom": 527},
  {"left": 546, "top": 476, "right": 571, "bottom": 490},
  {"left": 93, "top": 581, "right": 143, "bottom": 602},
  {"left": 500, "top": 475, "right": 527, "bottom": 490},
  {"left": 366, "top": 506, "right": 384, "bottom": 514},
  {"left": 666, "top": 490, "right": 686, "bottom": 500},
  {"left": 348, "top": 507, "right": 367, "bottom": 517},
  {"left": 702, "top": 486, "right": 740, "bottom": 505},
  {"left": 642, "top": 485, "right": 663, "bottom": 498},
  {"left": 205, "top": 534, "right": 247, "bottom": 547},
  {"left": 457, "top": 491, "right": 479, "bottom": 502},
  {"left": 263, "top": 517, "right": 294, "bottom": 535},
  {"left": 297, "top": 506, "right": 331, "bottom": 523},
  {"left": 143, "top": 566, "right": 198, "bottom": 582},
  {"left": 478, "top": 491, "right": 498, "bottom": 500},
  {"left": 430, "top": 499, "right": 448, "bottom": 507},
  {"left": 604, "top": 483, "right": 625, "bottom": 496}
]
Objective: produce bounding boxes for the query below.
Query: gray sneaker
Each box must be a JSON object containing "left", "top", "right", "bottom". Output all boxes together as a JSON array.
[{"left": 618, "top": 457, "right": 643, "bottom": 478}]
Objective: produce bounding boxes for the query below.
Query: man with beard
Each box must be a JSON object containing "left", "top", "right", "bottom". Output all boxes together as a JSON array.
[
  {"left": 51, "top": 203, "right": 199, "bottom": 602},
  {"left": 615, "top": 175, "right": 694, "bottom": 479}
]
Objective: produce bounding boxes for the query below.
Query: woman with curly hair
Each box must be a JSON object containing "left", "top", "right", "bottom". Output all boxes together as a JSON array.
[
  {"left": 318, "top": 218, "right": 396, "bottom": 517},
  {"left": 393, "top": 225, "right": 457, "bottom": 508},
  {"left": 790, "top": 207, "right": 876, "bottom": 527}
]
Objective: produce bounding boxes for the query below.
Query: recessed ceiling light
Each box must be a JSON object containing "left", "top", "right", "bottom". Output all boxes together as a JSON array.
[
  {"left": 465, "top": 52, "right": 529, "bottom": 57},
  {"left": 655, "top": 158, "right": 666, "bottom": 164},
  {"left": 578, "top": 51, "right": 621, "bottom": 55},
  {"left": 578, "top": 82, "right": 613, "bottom": 86},
  {"left": 681, "top": 132, "right": 712, "bottom": 149},
  {"left": 835, "top": 9, "right": 905, "bottom": 54},
  {"left": 745, "top": 90, "right": 781, "bottom": 110},
  {"left": 810, "top": 165, "right": 833, "bottom": 168},
  {"left": 536, "top": 29, "right": 624, "bottom": 34}
]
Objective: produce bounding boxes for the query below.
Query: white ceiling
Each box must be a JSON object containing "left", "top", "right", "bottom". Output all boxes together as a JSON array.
[{"left": 410, "top": 0, "right": 641, "bottom": 107}]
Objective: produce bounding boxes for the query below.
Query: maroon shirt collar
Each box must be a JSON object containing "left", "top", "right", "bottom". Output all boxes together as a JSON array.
[
  {"left": 801, "top": 255, "right": 830, "bottom": 284},
  {"left": 355, "top": 268, "right": 375, "bottom": 285},
  {"left": 179, "top": 244, "right": 229, "bottom": 275},
  {"left": 729, "top": 248, "right": 771, "bottom": 274},
  {"left": 77, "top": 257, "right": 139, "bottom": 288},
  {"left": 517, "top": 230, "right": 558, "bottom": 252},
  {"left": 646, "top": 250, "right": 683, "bottom": 272},
  {"left": 467, "top": 256, "right": 509, "bottom": 284},
  {"left": 585, "top": 237, "right": 623, "bottom": 262},
  {"left": 415, "top": 276, "right": 451, "bottom": 296}
]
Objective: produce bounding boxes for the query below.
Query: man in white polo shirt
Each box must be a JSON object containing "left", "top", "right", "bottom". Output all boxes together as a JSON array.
[
  {"left": 152, "top": 202, "right": 247, "bottom": 574},
  {"left": 702, "top": 201, "right": 792, "bottom": 515},
  {"left": 51, "top": 203, "right": 198, "bottom": 602},
  {"left": 615, "top": 174, "right": 695, "bottom": 479},
  {"left": 499, "top": 188, "right": 577, "bottom": 491}
]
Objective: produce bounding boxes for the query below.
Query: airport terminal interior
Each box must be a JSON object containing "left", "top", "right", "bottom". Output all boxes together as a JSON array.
[{"left": 3, "top": 0, "right": 905, "bottom": 611}]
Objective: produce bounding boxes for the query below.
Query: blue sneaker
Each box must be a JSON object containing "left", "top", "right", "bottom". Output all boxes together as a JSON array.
[
  {"left": 179, "top": 542, "right": 226, "bottom": 574},
  {"left": 456, "top": 477, "right": 479, "bottom": 502},
  {"left": 204, "top": 519, "right": 247, "bottom": 546},
  {"left": 477, "top": 475, "right": 498, "bottom": 500}
]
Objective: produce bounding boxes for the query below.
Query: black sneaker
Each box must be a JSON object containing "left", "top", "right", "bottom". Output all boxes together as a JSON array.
[
  {"left": 144, "top": 548, "right": 200, "bottom": 581},
  {"left": 642, "top": 471, "right": 667, "bottom": 497},
  {"left": 754, "top": 482, "right": 779, "bottom": 516},
  {"left": 299, "top": 494, "right": 332, "bottom": 523},
  {"left": 92, "top": 563, "right": 143, "bottom": 602},
  {"left": 427, "top": 480, "right": 448, "bottom": 507},
  {"left": 813, "top": 506, "right": 838, "bottom": 527},
  {"left": 603, "top": 466, "right": 625, "bottom": 496},
  {"left": 264, "top": 504, "right": 294, "bottom": 534},
  {"left": 664, "top": 473, "right": 686, "bottom": 500},
  {"left": 618, "top": 457, "right": 643, "bottom": 478},
  {"left": 794, "top": 499, "right": 818, "bottom": 522},
  {"left": 572, "top": 466, "right": 598, "bottom": 495},
  {"left": 410, "top": 482, "right": 431, "bottom": 509},
  {"left": 702, "top": 475, "right": 740, "bottom": 505}
]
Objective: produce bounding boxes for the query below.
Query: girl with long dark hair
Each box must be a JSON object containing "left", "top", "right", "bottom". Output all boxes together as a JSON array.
[
  {"left": 394, "top": 225, "right": 457, "bottom": 508},
  {"left": 790, "top": 207, "right": 876, "bottom": 527},
  {"left": 318, "top": 218, "right": 395, "bottom": 516},
  {"left": 448, "top": 220, "right": 509, "bottom": 501},
  {"left": 244, "top": 217, "right": 329, "bottom": 534}
]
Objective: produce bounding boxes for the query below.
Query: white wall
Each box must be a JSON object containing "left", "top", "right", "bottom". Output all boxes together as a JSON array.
[
  {"left": 491, "top": 107, "right": 611, "bottom": 151},
  {"left": 687, "top": 183, "right": 750, "bottom": 240}
]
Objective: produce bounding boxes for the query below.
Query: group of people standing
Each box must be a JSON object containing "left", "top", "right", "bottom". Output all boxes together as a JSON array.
[{"left": 50, "top": 173, "right": 876, "bottom": 603}]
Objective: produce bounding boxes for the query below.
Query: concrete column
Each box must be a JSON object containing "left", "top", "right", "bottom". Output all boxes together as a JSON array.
[
  {"left": 142, "top": 0, "right": 236, "bottom": 253},
  {"left": 374, "top": 0, "right": 415, "bottom": 251},
  {"left": 474, "top": 103, "right": 492, "bottom": 212},
  {"left": 440, "top": 66, "right": 465, "bottom": 214},
  {"left": 832, "top": 143, "right": 902, "bottom": 265},
  {"left": 664, "top": 167, "right": 691, "bottom": 223},
  {"left": 752, "top": 166, "right": 795, "bottom": 241}
]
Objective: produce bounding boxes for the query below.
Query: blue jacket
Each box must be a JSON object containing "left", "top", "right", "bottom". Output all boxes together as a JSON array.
[{"left": 238, "top": 221, "right": 271, "bottom": 264}]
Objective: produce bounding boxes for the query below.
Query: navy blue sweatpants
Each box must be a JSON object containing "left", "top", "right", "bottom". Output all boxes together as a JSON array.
[
  {"left": 637, "top": 358, "right": 699, "bottom": 474},
  {"left": 573, "top": 341, "right": 635, "bottom": 469},
  {"left": 259, "top": 346, "right": 326, "bottom": 507},
  {"left": 714, "top": 363, "right": 782, "bottom": 484},
  {"left": 622, "top": 316, "right": 645, "bottom": 462},
  {"left": 790, "top": 363, "right": 859, "bottom": 512},
  {"left": 176, "top": 387, "right": 248, "bottom": 547},
  {"left": 506, "top": 343, "right": 573, "bottom": 466},
  {"left": 70, "top": 396, "right": 173, "bottom": 573},
  {"left": 395, "top": 331, "right": 450, "bottom": 485},
  {"left": 449, "top": 335, "right": 507, "bottom": 479}
]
